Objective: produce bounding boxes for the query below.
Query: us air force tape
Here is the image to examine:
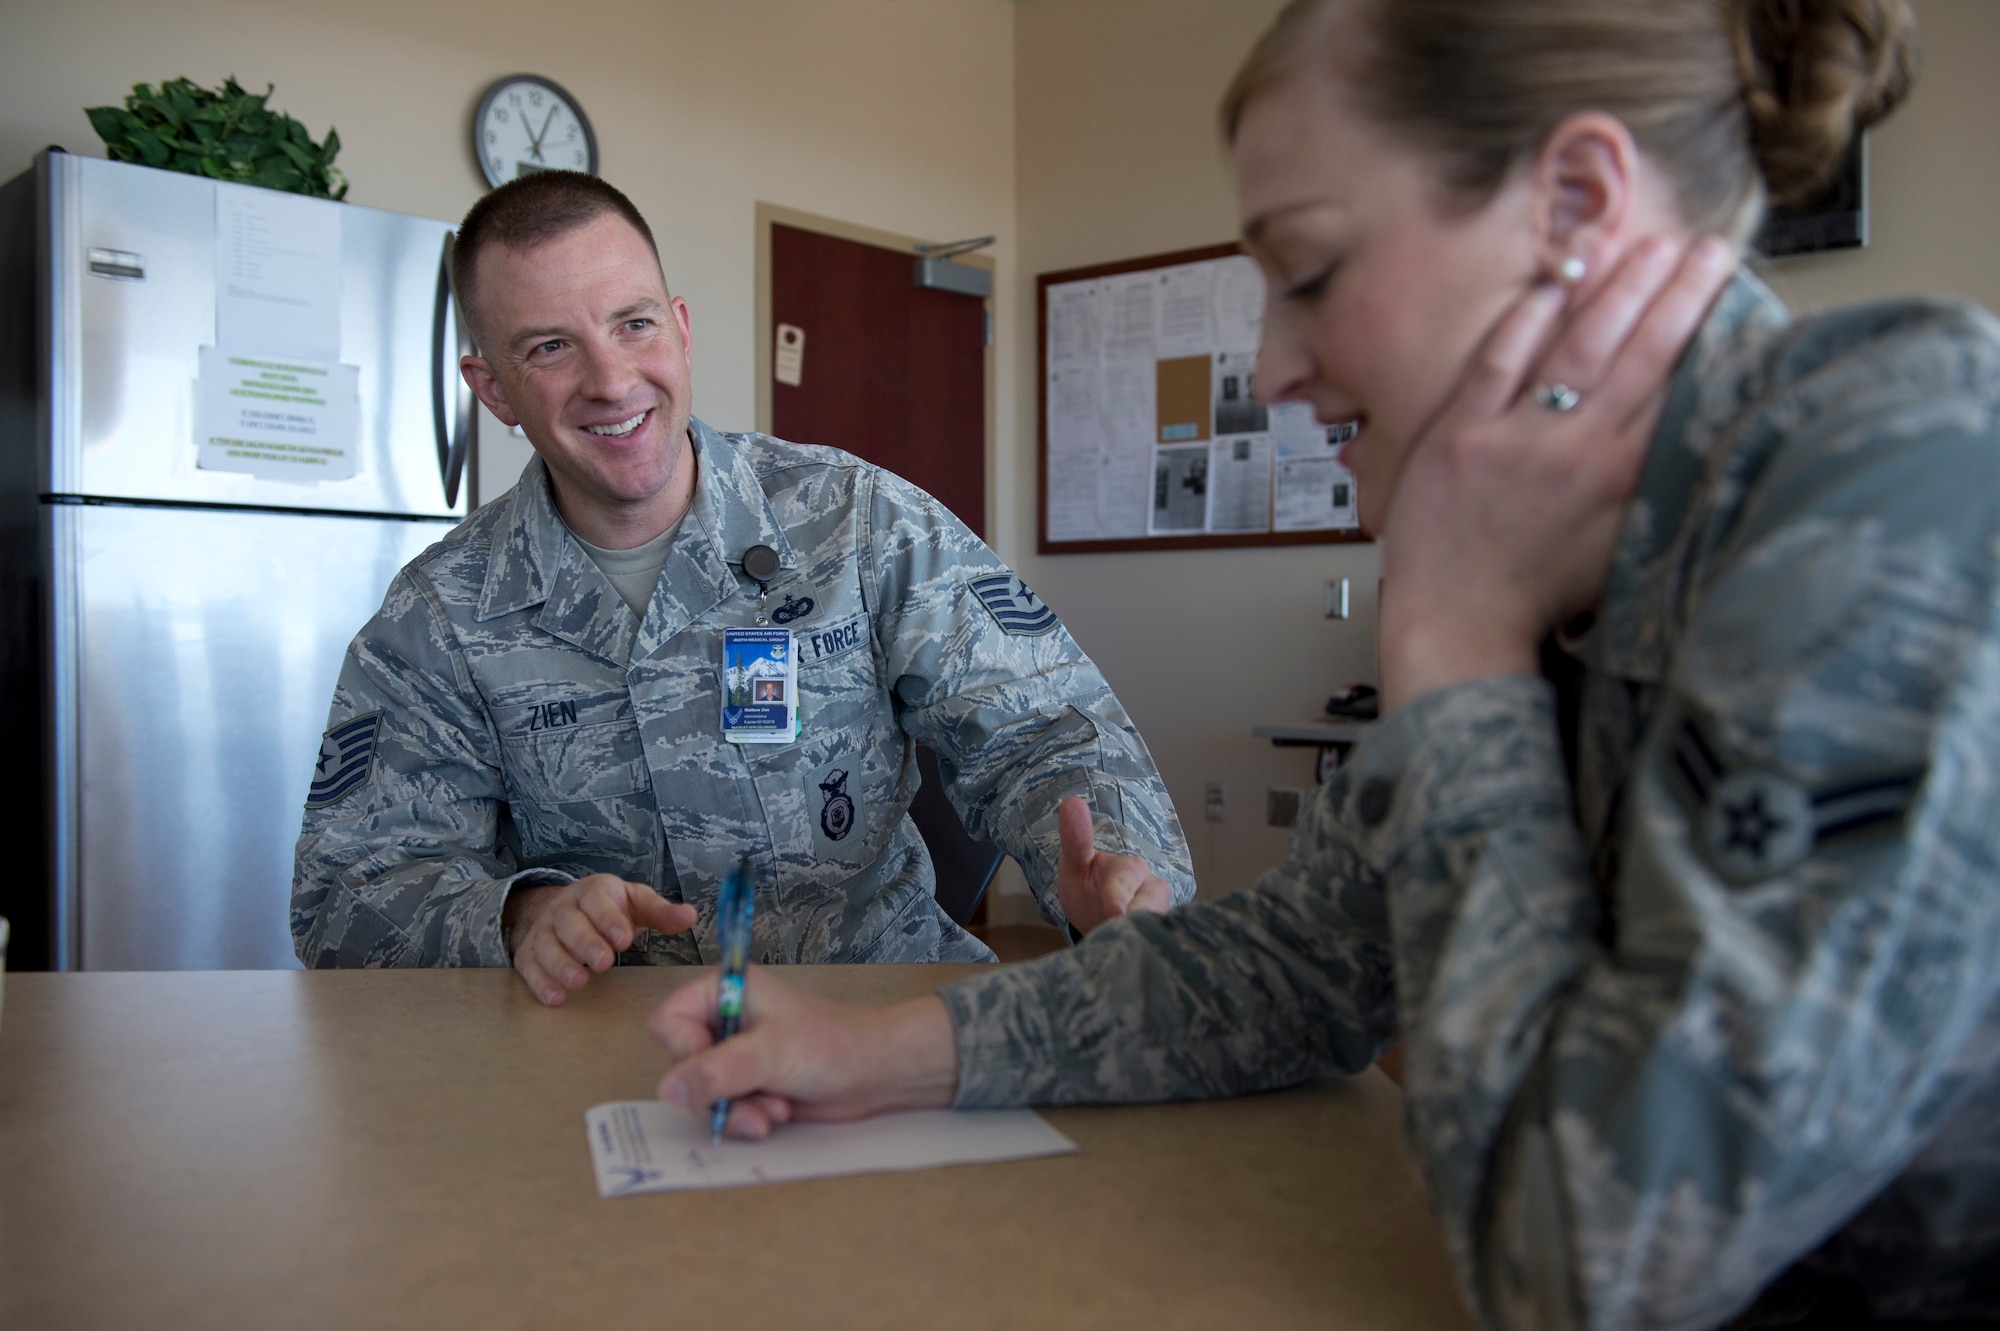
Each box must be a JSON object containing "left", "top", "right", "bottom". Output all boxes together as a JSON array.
[{"left": 1671, "top": 718, "right": 1919, "bottom": 881}]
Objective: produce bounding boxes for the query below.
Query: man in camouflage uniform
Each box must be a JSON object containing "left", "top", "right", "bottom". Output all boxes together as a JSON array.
[
  {"left": 292, "top": 172, "right": 1191, "bottom": 997},
  {"left": 883, "top": 271, "right": 2000, "bottom": 1325}
]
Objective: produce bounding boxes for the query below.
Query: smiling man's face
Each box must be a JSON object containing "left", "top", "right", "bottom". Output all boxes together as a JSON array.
[{"left": 460, "top": 210, "right": 697, "bottom": 548}]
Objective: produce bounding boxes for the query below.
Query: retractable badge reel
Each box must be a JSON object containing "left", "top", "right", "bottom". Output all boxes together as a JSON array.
[{"left": 743, "top": 543, "right": 780, "bottom": 624}]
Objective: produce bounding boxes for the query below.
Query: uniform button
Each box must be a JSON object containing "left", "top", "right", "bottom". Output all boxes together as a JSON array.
[{"left": 1356, "top": 778, "right": 1393, "bottom": 827}]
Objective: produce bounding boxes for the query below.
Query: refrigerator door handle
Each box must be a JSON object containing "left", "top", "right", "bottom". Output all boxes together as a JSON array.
[{"left": 432, "top": 231, "right": 475, "bottom": 509}]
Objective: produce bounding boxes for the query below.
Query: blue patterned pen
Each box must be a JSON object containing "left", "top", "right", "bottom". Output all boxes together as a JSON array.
[{"left": 710, "top": 855, "right": 755, "bottom": 1143}]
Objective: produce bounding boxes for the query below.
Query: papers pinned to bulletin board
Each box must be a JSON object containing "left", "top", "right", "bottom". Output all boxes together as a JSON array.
[{"left": 1038, "top": 242, "right": 1366, "bottom": 554}]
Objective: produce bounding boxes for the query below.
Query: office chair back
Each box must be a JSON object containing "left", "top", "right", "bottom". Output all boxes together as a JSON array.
[{"left": 908, "top": 742, "right": 1004, "bottom": 927}]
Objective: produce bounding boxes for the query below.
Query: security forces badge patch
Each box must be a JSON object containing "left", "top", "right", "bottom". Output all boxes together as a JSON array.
[
  {"left": 1671, "top": 717, "right": 1919, "bottom": 881},
  {"left": 819, "top": 768, "right": 855, "bottom": 840},
  {"left": 970, "top": 572, "right": 1059, "bottom": 636},
  {"left": 306, "top": 711, "right": 383, "bottom": 809},
  {"left": 803, "top": 757, "right": 862, "bottom": 856}
]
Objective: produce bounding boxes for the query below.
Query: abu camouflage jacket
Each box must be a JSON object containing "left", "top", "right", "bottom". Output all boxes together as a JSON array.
[
  {"left": 292, "top": 420, "right": 1192, "bottom": 969},
  {"left": 940, "top": 273, "right": 2000, "bottom": 1329}
]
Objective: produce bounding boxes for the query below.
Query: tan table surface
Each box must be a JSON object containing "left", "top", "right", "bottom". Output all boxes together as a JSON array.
[{"left": 0, "top": 966, "right": 1472, "bottom": 1330}]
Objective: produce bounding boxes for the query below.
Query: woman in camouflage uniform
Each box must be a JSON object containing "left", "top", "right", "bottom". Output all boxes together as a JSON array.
[{"left": 654, "top": 2, "right": 2000, "bottom": 1325}]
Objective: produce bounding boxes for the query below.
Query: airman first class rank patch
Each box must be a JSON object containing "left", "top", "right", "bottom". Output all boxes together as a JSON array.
[
  {"left": 1671, "top": 717, "right": 1920, "bottom": 881},
  {"left": 306, "top": 711, "right": 383, "bottom": 809},
  {"left": 970, "top": 573, "right": 1059, "bottom": 636}
]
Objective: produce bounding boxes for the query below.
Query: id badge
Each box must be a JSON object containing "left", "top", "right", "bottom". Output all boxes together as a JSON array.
[{"left": 722, "top": 626, "right": 797, "bottom": 744}]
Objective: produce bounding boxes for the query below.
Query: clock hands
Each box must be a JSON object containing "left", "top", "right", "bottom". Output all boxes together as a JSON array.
[{"left": 527, "top": 104, "right": 560, "bottom": 162}]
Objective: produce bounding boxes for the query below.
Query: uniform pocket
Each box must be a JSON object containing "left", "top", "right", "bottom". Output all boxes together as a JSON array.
[
  {"left": 844, "top": 875, "right": 942, "bottom": 963},
  {"left": 500, "top": 718, "right": 650, "bottom": 805}
]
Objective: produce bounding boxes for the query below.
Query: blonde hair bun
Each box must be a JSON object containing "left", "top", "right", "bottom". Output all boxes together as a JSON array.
[
  {"left": 1221, "top": 0, "right": 1923, "bottom": 238},
  {"left": 1736, "top": 0, "right": 1919, "bottom": 205}
]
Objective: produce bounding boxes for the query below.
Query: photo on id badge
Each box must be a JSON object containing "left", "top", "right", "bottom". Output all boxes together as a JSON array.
[{"left": 723, "top": 626, "right": 798, "bottom": 744}]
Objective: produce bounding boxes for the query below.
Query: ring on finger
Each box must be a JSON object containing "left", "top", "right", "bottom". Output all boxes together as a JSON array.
[{"left": 1534, "top": 382, "right": 1582, "bottom": 412}]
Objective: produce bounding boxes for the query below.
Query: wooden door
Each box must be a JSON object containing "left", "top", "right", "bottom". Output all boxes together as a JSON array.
[{"left": 769, "top": 223, "right": 987, "bottom": 537}]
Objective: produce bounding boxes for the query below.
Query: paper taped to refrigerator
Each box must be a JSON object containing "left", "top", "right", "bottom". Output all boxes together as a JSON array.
[
  {"left": 215, "top": 183, "right": 342, "bottom": 362},
  {"left": 196, "top": 346, "right": 360, "bottom": 482}
]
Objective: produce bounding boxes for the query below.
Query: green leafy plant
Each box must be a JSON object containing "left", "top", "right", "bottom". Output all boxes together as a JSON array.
[{"left": 85, "top": 76, "right": 348, "bottom": 200}]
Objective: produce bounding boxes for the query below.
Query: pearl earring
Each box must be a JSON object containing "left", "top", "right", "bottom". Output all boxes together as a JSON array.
[{"left": 1555, "top": 255, "right": 1587, "bottom": 285}]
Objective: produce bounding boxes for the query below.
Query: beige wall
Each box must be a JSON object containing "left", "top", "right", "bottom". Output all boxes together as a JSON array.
[
  {"left": 1757, "top": 0, "right": 2000, "bottom": 317},
  {"left": 0, "top": 0, "right": 1019, "bottom": 508},
  {"left": 5, "top": 0, "right": 1994, "bottom": 911},
  {"left": 1009, "top": 0, "right": 1374, "bottom": 902},
  {"left": 1006, "top": 0, "right": 2000, "bottom": 903}
]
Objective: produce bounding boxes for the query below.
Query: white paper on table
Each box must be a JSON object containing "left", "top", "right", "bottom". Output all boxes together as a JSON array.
[
  {"left": 1154, "top": 262, "right": 1216, "bottom": 359},
  {"left": 1211, "top": 253, "right": 1265, "bottom": 354},
  {"left": 1208, "top": 434, "right": 1274, "bottom": 533},
  {"left": 215, "top": 183, "right": 342, "bottom": 362},
  {"left": 194, "top": 345, "right": 360, "bottom": 482},
  {"left": 1275, "top": 455, "right": 1360, "bottom": 531},
  {"left": 586, "top": 1101, "right": 1077, "bottom": 1197}
]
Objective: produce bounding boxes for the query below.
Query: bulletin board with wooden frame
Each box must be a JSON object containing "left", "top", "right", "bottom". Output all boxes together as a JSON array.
[{"left": 1038, "top": 241, "right": 1371, "bottom": 555}]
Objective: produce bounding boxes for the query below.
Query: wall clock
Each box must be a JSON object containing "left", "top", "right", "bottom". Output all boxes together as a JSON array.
[{"left": 473, "top": 75, "right": 598, "bottom": 189}]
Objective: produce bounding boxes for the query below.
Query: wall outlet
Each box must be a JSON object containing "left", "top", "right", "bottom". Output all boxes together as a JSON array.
[
  {"left": 1204, "top": 781, "right": 1227, "bottom": 823},
  {"left": 1266, "top": 788, "right": 1303, "bottom": 827},
  {"left": 1324, "top": 577, "right": 1350, "bottom": 620}
]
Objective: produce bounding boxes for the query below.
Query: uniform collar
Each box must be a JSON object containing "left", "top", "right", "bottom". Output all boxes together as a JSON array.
[
  {"left": 475, "top": 418, "right": 798, "bottom": 666},
  {"left": 1563, "top": 268, "right": 1793, "bottom": 684},
  {"left": 633, "top": 418, "right": 798, "bottom": 661}
]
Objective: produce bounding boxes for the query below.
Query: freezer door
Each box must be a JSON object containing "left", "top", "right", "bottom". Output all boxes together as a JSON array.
[
  {"left": 52, "top": 503, "right": 450, "bottom": 970},
  {"left": 50, "top": 153, "right": 472, "bottom": 517}
]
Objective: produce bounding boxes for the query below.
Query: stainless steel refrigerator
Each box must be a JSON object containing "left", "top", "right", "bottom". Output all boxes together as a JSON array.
[{"left": 0, "top": 149, "right": 476, "bottom": 970}]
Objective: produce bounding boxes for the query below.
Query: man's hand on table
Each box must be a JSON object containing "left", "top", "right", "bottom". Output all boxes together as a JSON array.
[
  {"left": 1054, "top": 794, "right": 1173, "bottom": 936},
  {"left": 651, "top": 969, "right": 960, "bottom": 1138},
  {"left": 505, "top": 874, "right": 696, "bottom": 1006}
]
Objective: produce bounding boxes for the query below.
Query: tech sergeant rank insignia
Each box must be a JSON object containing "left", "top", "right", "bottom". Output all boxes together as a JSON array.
[
  {"left": 970, "top": 572, "right": 1059, "bottom": 636},
  {"left": 306, "top": 711, "right": 383, "bottom": 809}
]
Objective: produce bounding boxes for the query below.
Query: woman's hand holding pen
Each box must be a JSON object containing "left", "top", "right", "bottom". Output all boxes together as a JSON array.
[
  {"left": 1377, "top": 236, "right": 1735, "bottom": 713},
  {"left": 651, "top": 794, "right": 1163, "bottom": 1136},
  {"left": 651, "top": 970, "right": 960, "bottom": 1139}
]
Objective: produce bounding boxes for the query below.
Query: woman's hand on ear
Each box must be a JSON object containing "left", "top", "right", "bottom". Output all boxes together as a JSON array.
[{"left": 1376, "top": 235, "right": 1735, "bottom": 712}]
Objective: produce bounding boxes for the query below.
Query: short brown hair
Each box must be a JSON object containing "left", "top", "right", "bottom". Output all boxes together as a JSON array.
[
  {"left": 1221, "top": 0, "right": 1918, "bottom": 236},
  {"left": 450, "top": 171, "right": 663, "bottom": 338}
]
